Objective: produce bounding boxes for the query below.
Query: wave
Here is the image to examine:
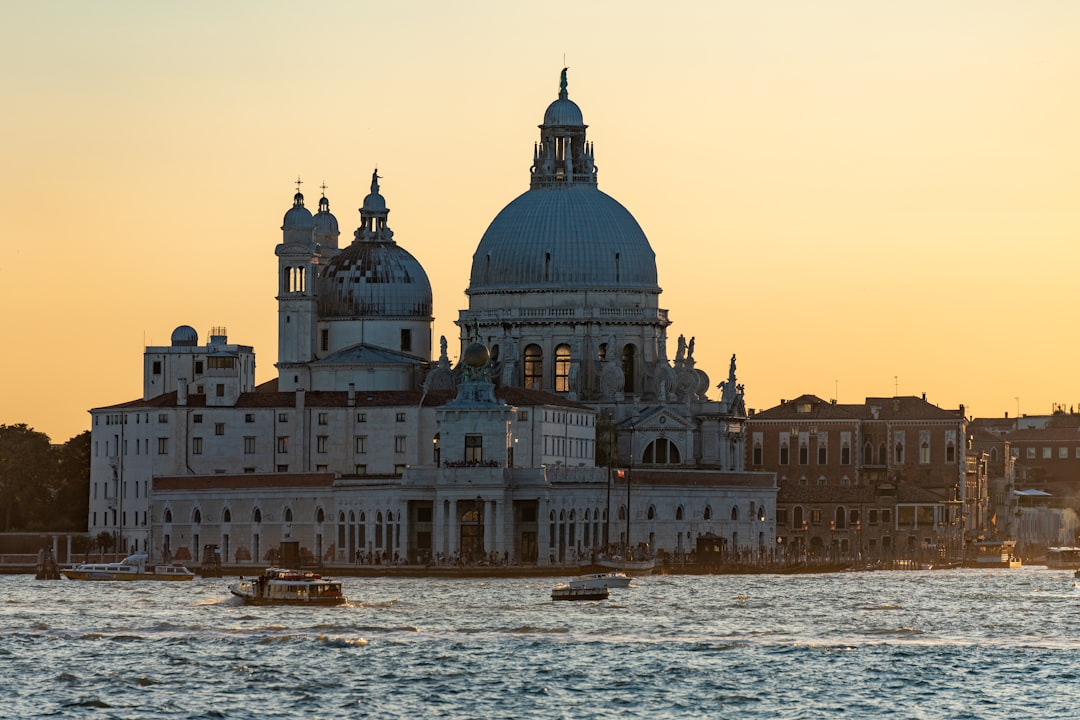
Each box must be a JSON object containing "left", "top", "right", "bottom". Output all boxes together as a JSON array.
[{"left": 316, "top": 633, "right": 369, "bottom": 648}]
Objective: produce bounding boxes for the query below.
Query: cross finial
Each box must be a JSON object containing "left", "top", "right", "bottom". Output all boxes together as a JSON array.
[
  {"left": 320, "top": 181, "right": 328, "bottom": 197},
  {"left": 295, "top": 176, "right": 303, "bottom": 193}
]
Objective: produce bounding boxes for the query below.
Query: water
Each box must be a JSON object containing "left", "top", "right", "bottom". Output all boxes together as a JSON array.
[{"left": 4, "top": 567, "right": 1079, "bottom": 719}]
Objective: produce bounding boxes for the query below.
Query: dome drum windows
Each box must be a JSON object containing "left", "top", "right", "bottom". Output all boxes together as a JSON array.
[
  {"left": 524, "top": 344, "right": 543, "bottom": 390},
  {"left": 554, "top": 344, "right": 571, "bottom": 392}
]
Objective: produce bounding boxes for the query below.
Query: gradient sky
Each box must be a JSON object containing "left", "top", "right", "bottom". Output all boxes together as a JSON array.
[{"left": 3, "top": 1, "right": 1078, "bottom": 443}]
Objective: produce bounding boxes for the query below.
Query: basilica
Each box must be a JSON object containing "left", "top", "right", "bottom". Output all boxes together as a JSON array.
[{"left": 88, "top": 70, "right": 777, "bottom": 569}]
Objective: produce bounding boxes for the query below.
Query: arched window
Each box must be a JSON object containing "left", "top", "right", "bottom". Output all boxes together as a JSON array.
[
  {"left": 731, "top": 505, "right": 739, "bottom": 521},
  {"left": 554, "top": 344, "right": 571, "bottom": 392},
  {"left": 222, "top": 508, "right": 231, "bottom": 523},
  {"left": 895, "top": 441, "right": 905, "bottom": 464},
  {"left": 863, "top": 441, "right": 874, "bottom": 465},
  {"left": 704, "top": 505, "right": 712, "bottom": 521},
  {"left": 878, "top": 443, "right": 887, "bottom": 465},
  {"left": 316, "top": 508, "right": 324, "bottom": 523},
  {"left": 253, "top": 508, "right": 262, "bottom": 524},
  {"left": 834, "top": 506, "right": 846, "bottom": 530},
  {"left": 621, "top": 343, "right": 636, "bottom": 393},
  {"left": 163, "top": 509, "right": 173, "bottom": 523},
  {"left": 675, "top": 506, "right": 684, "bottom": 521},
  {"left": 524, "top": 344, "right": 543, "bottom": 390},
  {"left": 793, "top": 506, "right": 804, "bottom": 528},
  {"left": 193, "top": 509, "right": 202, "bottom": 524},
  {"left": 284, "top": 508, "right": 293, "bottom": 523},
  {"left": 647, "top": 505, "right": 656, "bottom": 520}
]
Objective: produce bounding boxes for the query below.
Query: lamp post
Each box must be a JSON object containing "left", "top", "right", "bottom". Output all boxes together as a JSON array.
[{"left": 626, "top": 424, "right": 635, "bottom": 557}]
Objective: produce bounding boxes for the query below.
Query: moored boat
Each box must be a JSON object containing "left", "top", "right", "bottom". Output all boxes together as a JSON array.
[
  {"left": 551, "top": 584, "right": 609, "bottom": 601},
  {"left": 965, "top": 540, "right": 1022, "bottom": 569},
  {"left": 1045, "top": 547, "right": 1080, "bottom": 569},
  {"left": 568, "top": 571, "right": 631, "bottom": 590},
  {"left": 63, "top": 554, "right": 195, "bottom": 581},
  {"left": 229, "top": 568, "right": 347, "bottom": 606}
]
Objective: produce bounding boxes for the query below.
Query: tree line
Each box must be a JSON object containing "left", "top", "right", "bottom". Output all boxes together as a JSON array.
[{"left": 0, "top": 424, "right": 89, "bottom": 532}]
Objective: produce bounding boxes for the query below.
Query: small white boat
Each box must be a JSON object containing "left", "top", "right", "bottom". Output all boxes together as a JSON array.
[
  {"left": 229, "top": 568, "right": 347, "bottom": 606},
  {"left": 551, "top": 584, "right": 609, "bottom": 601},
  {"left": 62, "top": 554, "right": 195, "bottom": 581},
  {"left": 568, "top": 571, "right": 631, "bottom": 590},
  {"left": 593, "top": 556, "right": 656, "bottom": 575}
]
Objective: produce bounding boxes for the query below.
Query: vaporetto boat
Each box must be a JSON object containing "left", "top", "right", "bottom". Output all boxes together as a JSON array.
[
  {"left": 228, "top": 568, "right": 348, "bottom": 606},
  {"left": 62, "top": 554, "right": 195, "bottom": 581}
]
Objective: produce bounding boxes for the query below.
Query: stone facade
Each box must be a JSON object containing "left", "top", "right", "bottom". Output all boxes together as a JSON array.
[{"left": 87, "top": 71, "right": 776, "bottom": 569}]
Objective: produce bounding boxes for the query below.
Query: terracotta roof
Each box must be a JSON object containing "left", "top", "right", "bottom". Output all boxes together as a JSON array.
[
  {"left": 751, "top": 394, "right": 963, "bottom": 423},
  {"left": 95, "top": 383, "right": 592, "bottom": 413},
  {"left": 1007, "top": 427, "right": 1080, "bottom": 442},
  {"left": 749, "top": 394, "right": 861, "bottom": 421}
]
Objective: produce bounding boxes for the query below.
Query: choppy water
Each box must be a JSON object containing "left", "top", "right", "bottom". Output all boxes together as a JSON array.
[{"left": 3, "top": 567, "right": 1080, "bottom": 719}]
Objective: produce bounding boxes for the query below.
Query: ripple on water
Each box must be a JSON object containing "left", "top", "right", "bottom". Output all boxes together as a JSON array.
[{"left": 6, "top": 572, "right": 1080, "bottom": 719}]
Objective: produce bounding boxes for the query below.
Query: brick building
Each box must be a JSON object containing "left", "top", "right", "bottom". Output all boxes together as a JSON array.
[{"left": 746, "top": 394, "right": 978, "bottom": 565}]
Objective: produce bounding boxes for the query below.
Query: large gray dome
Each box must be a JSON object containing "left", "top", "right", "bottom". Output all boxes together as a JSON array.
[
  {"left": 468, "top": 70, "right": 659, "bottom": 294},
  {"left": 318, "top": 241, "right": 432, "bottom": 319},
  {"left": 468, "top": 184, "right": 658, "bottom": 292}
]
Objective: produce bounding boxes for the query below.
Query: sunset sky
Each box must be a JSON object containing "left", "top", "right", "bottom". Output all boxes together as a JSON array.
[{"left": 3, "top": 1, "right": 1078, "bottom": 443}]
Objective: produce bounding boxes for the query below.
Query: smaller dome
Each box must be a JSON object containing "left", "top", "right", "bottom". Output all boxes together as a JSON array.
[
  {"left": 463, "top": 342, "right": 490, "bottom": 368},
  {"left": 314, "top": 196, "right": 339, "bottom": 234},
  {"left": 283, "top": 192, "right": 314, "bottom": 229},
  {"left": 171, "top": 325, "right": 198, "bottom": 347},
  {"left": 543, "top": 97, "right": 584, "bottom": 127}
]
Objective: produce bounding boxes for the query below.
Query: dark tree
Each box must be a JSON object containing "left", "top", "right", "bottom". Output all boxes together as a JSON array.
[
  {"left": 52, "top": 431, "right": 91, "bottom": 531},
  {"left": 0, "top": 424, "right": 55, "bottom": 531}
]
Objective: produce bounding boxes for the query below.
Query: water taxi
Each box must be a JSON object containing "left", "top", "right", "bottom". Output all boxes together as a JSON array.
[
  {"left": 229, "top": 568, "right": 347, "bottom": 606},
  {"left": 62, "top": 554, "right": 195, "bottom": 581}
]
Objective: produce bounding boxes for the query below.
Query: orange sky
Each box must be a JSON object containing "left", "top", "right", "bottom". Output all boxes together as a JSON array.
[{"left": 3, "top": 1, "right": 1079, "bottom": 442}]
